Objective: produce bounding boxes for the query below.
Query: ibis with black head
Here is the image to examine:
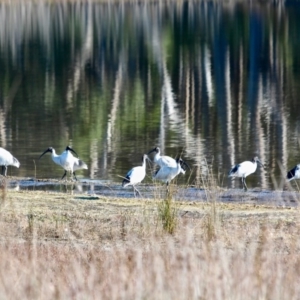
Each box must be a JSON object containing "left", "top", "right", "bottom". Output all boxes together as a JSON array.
[
  {"left": 153, "top": 157, "right": 189, "bottom": 188},
  {"left": 39, "top": 146, "right": 88, "bottom": 180},
  {"left": 148, "top": 146, "right": 186, "bottom": 174},
  {"left": 228, "top": 156, "right": 264, "bottom": 191},
  {"left": 122, "top": 154, "right": 149, "bottom": 197}
]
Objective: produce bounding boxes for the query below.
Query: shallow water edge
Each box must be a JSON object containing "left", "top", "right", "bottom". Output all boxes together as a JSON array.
[{"left": 2, "top": 176, "right": 299, "bottom": 208}]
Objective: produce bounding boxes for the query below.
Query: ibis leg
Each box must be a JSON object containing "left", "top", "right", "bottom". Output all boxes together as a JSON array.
[
  {"left": 241, "top": 177, "right": 244, "bottom": 190},
  {"left": 166, "top": 181, "right": 169, "bottom": 189},
  {"left": 242, "top": 177, "right": 248, "bottom": 191},
  {"left": 61, "top": 171, "right": 67, "bottom": 180},
  {"left": 133, "top": 186, "right": 137, "bottom": 197},
  {"left": 133, "top": 186, "right": 142, "bottom": 198},
  {"left": 2, "top": 166, "right": 7, "bottom": 176},
  {"left": 166, "top": 181, "right": 171, "bottom": 197},
  {"left": 73, "top": 172, "right": 78, "bottom": 181}
]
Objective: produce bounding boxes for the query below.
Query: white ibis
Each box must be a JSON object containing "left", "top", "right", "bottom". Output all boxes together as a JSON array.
[
  {"left": 153, "top": 157, "right": 189, "bottom": 187},
  {"left": 287, "top": 164, "right": 300, "bottom": 181},
  {"left": 148, "top": 146, "right": 186, "bottom": 174},
  {"left": 0, "top": 147, "right": 20, "bottom": 176},
  {"left": 228, "top": 156, "right": 264, "bottom": 191},
  {"left": 122, "top": 154, "right": 149, "bottom": 197},
  {"left": 39, "top": 146, "right": 88, "bottom": 180}
]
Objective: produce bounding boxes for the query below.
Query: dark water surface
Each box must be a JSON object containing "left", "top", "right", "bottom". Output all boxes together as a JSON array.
[{"left": 1, "top": 1, "right": 300, "bottom": 191}]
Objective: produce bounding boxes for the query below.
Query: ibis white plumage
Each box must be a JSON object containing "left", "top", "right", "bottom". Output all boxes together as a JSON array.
[
  {"left": 122, "top": 154, "right": 148, "bottom": 197},
  {"left": 228, "top": 156, "right": 264, "bottom": 191},
  {"left": 287, "top": 164, "right": 300, "bottom": 181},
  {"left": 0, "top": 147, "right": 20, "bottom": 176},
  {"left": 148, "top": 146, "right": 186, "bottom": 174},
  {"left": 153, "top": 157, "right": 189, "bottom": 187},
  {"left": 39, "top": 146, "right": 88, "bottom": 180}
]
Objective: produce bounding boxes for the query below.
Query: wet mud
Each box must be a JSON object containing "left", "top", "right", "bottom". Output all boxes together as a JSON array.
[{"left": 3, "top": 176, "right": 299, "bottom": 208}]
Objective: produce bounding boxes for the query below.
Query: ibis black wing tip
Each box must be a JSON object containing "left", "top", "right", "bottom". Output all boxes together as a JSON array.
[
  {"left": 287, "top": 167, "right": 296, "bottom": 180},
  {"left": 122, "top": 175, "right": 130, "bottom": 187},
  {"left": 228, "top": 164, "right": 239, "bottom": 176}
]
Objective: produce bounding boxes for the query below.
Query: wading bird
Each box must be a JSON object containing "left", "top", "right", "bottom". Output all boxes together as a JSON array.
[
  {"left": 148, "top": 146, "right": 186, "bottom": 174},
  {"left": 122, "top": 154, "right": 149, "bottom": 197},
  {"left": 287, "top": 164, "right": 300, "bottom": 181},
  {"left": 153, "top": 157, "right": 189, "bottom": 188},
  {"left": 228, "top": 156, "right": 264, "bottom": 191},
  {"left": 0, "top": 147, "right": 20, "bottom": 176},
  {"left": 39, "top": 146, "right": 88, "bottom": 180}
]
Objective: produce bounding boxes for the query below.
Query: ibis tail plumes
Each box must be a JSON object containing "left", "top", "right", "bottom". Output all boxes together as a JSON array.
[
  {"left": 287, "top": 164, "right": 300, "bottom": 181},
  {"left": 39, "top": 146, "right": 88, "bottom": 180},
  {"left": 153, "top": 157, "right": 189, "bottom": 188},
  {"left": 122, "top": 154, "right": 148, "bottom": 197},
  {"left": 228, "top": 156, "right": 264, "bottom": 191},
  {"left": 0, "top": 147, "right": 20, "bottom": 176},
  {"left": 148, "top": 146, "right": 186, "bottom": 174}
]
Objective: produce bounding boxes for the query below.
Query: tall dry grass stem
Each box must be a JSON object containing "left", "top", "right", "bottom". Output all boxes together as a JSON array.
[
  {"left": 0, "top": 175, "right": 7, "bottom": 204},
  {"left": 196, "top": 158, "right": 220, "bottom": 241},
  {"left": 33, "top": 159, "right": 36, "bottom": 179}
]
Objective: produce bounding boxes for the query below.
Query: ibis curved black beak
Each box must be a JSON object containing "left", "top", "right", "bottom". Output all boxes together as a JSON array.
[
  {"left": 39, "top": 147, "right": 53, "bottom": 160},
  {"left": 147, "top": 147, "right": 157, "bottom": 155},
  {"left": 257, "top": 158, "right": 264, "bottom": 169},
  {"left": 180, "top": 159, "right": 191, "bottom": 171},
  {"left": 66, "top": 146, "right": 79, "bottom": 157}
]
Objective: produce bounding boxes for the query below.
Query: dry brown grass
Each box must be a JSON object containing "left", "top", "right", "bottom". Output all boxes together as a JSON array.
[
  {"left": 1, "top": 189, "right": 300, "bottom": 299},
  {"left": 0, "top": 175, "right": 7, "bottom": 204}
]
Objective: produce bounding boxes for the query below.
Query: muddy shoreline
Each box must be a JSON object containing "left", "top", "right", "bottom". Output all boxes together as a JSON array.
[{"left": 2, "top": 176, "right": 299, "bottom": 207}]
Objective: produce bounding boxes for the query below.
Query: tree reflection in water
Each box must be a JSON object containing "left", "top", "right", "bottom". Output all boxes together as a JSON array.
[{"left": 0, "top": 1, "right": 299, "bottom": 190}]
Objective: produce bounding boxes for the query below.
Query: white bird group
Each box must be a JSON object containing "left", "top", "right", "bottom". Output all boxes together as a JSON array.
[
  {"left": 0, "top": 145, "right": 88, "bottom": 180},
  {"left": 2, "top": 143, "right": 300, "bottom": 195},
  {"left": 147, "top": 147, "right": 187, "bottom": 175},
  {"left": 228, "top": 156, "right": 300, "bottom": 191},
  {"left": 228, "top": 156, "right": 264, "bottom": 191},
  {"left": 122, "top": 147, "right": 189, "bottom": 197},
  {"left": 39, "top": 146, "right": 88, "bottom": 180}
]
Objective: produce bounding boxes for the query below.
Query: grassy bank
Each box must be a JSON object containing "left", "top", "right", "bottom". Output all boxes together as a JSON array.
[{"left": 0, "top": 189, "right": 300, "bottom": 299}]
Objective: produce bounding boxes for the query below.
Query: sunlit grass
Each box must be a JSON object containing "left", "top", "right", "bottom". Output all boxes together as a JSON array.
[
  {"left": 157, "top": 189, "right": 178, "bottom": 235},
  {"left": 0, "top": 175, "right": 7, "bottom": 204},
  {"left": 1, "top": 189, "right": 300, "bottom": 299}
]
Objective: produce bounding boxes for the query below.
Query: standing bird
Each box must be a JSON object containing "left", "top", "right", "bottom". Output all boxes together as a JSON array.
[
  {"left": 122, "top": 154, "right": 149, "bottom": 197},
  {"left": 0, "top": 147, "right": 20, "bottom": 176},
  {"left": 39, "top": 146, "right": 88, "bottom": 180},
  {"left": 148, "top": 146, "right": 186, "bottom": 174},
  {"left": 228, "top": 156, "right": 264, "bottom": 191},
  {"left": 287, "top": 164, "right": 300, "bottom": 181},
  {"left": 153, "top": 157, "right": 189, "bottom": 188}
]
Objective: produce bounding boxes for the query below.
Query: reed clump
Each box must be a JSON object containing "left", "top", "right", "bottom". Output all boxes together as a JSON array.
[
  {"left": 195, "top": 158, "right": 222, "bottom": 242},
  {"left": 157, "top": 189, "right": 178, "bottom": 235}
]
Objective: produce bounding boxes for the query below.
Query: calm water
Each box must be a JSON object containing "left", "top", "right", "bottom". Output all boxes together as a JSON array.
[{"left": 1, "top": 1, "right": 300, "bottom": 191}]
